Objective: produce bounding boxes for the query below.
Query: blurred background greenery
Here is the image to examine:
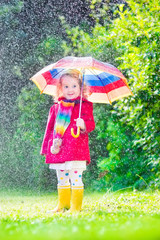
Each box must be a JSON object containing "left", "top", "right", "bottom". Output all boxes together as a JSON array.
[{"left": 0, "top": 0, "right": 159, "bottom": 192}]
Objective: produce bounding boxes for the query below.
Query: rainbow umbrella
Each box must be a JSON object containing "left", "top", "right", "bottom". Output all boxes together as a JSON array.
[{"left": 30, "top": 56, "right": 133, "bottom": 137}]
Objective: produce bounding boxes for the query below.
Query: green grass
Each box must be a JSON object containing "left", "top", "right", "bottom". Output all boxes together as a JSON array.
[{"left": 0, "top": 190, "right": 160, "bottom": 240}]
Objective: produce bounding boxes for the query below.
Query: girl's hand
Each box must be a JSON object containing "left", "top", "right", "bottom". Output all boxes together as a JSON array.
[{"left": 75, "top": 118, "right": 86, "bottom": 131}]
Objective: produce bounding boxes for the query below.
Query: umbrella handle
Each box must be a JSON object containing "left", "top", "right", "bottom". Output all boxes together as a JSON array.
[{"left": 71, "top": 127, "right": 80, "bottom": 138}]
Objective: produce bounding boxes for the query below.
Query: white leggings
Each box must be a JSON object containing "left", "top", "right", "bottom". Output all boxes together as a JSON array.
[{"left": 56, "top": 169, "right": 84, "bottom": 187}]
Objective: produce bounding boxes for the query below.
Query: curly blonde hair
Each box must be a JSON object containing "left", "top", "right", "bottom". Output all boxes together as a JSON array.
[{"left": 56, "top": 69, "right": 88, "bottom": 99}]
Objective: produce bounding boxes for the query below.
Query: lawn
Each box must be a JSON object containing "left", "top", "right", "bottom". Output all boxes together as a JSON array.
[{"left": 0, "top": 190, "right": 160, "bottom": 240}]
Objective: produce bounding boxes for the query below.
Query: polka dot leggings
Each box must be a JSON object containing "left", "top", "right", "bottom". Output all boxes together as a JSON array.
[{"left": 56, "top": 169, "right": 84, "bottom": 187}]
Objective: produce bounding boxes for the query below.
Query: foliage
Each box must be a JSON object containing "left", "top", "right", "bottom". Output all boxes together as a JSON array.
[
  {"left": 88, "top": 0, "right": 122, "bottom": 25},
  {"left": 106, "top": 0, "right": 160, "bottom": 188},
  {"left": 0, "top": 85, "right": 56, "bottom": 191},
  {"left": 0, "top": 191, "right": 160, "bottom": 240},
  {"left": 62, "top": 0, "right": 160, "bottom": 190},
  {"left": 62, "top": 23, "right": 117, "bottom": 64},
  {"left": 98, "top": 114, "right": 156, "bottom": 191}
]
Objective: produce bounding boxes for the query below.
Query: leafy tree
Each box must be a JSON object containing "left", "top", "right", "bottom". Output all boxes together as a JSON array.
[
  {"left": 62, "top": 0, "right": 160, "bottom": 190},
  {"left": 106, "top": 0, "right": 160, "bottom": 189}
]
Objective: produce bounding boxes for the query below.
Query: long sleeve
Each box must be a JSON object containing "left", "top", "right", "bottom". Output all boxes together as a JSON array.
[
  {"left": 40, "top": 105, "right": 55, "bottom": 155},
  {"left": 81, "top": 102, "right": 95, "bottom": 133}
]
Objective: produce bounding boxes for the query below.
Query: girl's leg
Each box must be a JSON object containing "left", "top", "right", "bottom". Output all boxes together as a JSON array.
[
  {"left": 69, "top": 169, "right": 84, "bottom": 212},
  {"left": 49, "top": 170, "right": 71, "bottom": 213},
  {"left": 69, "top": 169, "right": 84, "bottom": 187},
  {"left": 56, "top": 169, "right": 70, "bottom": 187}
]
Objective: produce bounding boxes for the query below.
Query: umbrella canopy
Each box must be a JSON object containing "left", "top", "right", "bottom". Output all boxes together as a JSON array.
[{"left": 30, "top": 56, "right": 133, "bottom": 104}]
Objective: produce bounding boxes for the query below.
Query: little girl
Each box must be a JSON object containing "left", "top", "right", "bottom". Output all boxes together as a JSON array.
[{"left": 41, "top": 69, "right": 95, "bottom": 212}]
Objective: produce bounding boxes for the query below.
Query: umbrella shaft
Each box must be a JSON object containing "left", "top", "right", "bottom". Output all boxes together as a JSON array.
[{"left": 79, "top": 69, "right": 85, "bottom": 118}]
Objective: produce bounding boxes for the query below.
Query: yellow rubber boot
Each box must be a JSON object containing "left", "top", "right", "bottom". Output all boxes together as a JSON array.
[
  {"left": 48, "top": 186, "right": 71, "bottom": 213},
  {"left": 57, "top": 186, "right": 71, "bottom": 210},
  {"left": 70, "top": 187, "right": 84, "bottom": 212}
]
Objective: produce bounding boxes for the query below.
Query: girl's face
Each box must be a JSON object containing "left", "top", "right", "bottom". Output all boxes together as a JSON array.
[{"left": 61, "top": 76, "right": 80, "bottom": 100}]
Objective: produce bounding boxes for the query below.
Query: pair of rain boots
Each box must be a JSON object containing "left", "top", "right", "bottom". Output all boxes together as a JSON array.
[{"left": 50, "top": 186, "right": 84, "bottom": 213}]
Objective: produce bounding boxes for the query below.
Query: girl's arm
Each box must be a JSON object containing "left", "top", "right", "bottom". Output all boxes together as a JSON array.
[
  {"left": 40, "top": 105, "right": 55, "bottom": 155},
  {"left": 80, "top": 102, "right": 95, "bottom": 133}
]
